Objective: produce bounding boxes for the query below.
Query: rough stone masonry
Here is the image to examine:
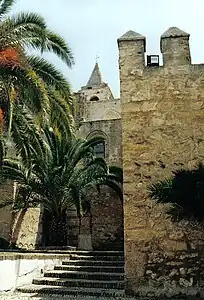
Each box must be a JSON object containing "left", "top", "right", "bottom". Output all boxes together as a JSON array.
[{"left": 118, "top": 27, "right": 204, "bottom": 297}]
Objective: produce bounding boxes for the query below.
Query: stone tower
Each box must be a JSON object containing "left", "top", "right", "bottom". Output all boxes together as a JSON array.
[
  {"left": 161, "top": 26, "right": 191, "bottom": 67},
  {"left": 76, "top": 62, "right": 120, "bottom": 122},
  {"left": 75, "top": 62, "right": 122, "bottom": 164},
  {"left": 118, "top": 30, "right": 146, "bottom": 73},
  {"left": 118, "top": 27, "right": 204, "bottom": 297},
  {"left": 68, "top": 63, "right": 123, "bottom": 250}
]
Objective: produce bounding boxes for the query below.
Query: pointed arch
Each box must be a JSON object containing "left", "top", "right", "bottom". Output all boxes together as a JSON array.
[
  {"left": 103, "top": 109, "right": 121, "bottom": 120},
  {"left": 86, "top": 130, "right": 109, "bottom": 161}
]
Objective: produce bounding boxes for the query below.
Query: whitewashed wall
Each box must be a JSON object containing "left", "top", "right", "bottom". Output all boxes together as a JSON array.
[{"left": 0, "top": 254, "right": 70, "bottom": 291}]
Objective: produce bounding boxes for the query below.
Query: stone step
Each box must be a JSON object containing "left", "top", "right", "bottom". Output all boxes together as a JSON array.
[
  {"left": 44, "top": 270, "right": 124, "bottom": 281},
  {"left": 69, "top": 255, "right": 124, "bottom": 261},
  {"left": 54, "top": 264, "right": 124, "bottom": 273},
  {"left": 32, "top": 277, "right": 125, "bottom": 289},
  {"left": 68, "top": 250, "right": 124, "bottom": 256},
  {"left": 17, "top": 284, "right": 125, "bottom": 297},
  {"left": 62, "top": 259, "right": 124, "bottom": 267}
]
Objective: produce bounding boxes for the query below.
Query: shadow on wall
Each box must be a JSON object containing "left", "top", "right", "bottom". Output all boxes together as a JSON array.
[
  {"left": 10, "top": 209, "right": 27, "bottom": 245},
  {"left": 9, "top": 207, "right": 41, "bottom": 250},
  {"left": 0, "top": 181, "right": 14, "bottom": 241}
]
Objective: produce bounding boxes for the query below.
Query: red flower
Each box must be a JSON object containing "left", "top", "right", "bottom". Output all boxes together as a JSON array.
[{"left": 0, "top": 47, "right": 21, "bottom": 68}]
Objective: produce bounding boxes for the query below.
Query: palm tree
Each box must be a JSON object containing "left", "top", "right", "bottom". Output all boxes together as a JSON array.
[
  {"left": 0, "top": 1, "right": 73, "bottom": 65},
  {"left": 0, "top": 0, "right": 74, "bottom": 140},
  {"left": 0, "top": 128, "right": 123, "bottom": 248},
  {"left": 0, "top": 128, "right": 105, "bottom": 245},
  {"left": 0, "top": 108, "right": 46, "bottom": 210}
]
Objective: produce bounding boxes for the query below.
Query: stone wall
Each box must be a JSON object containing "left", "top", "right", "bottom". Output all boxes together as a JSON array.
[
  {"left": 11, "top": 208, "right": 41, "bottom": 249},
  {"left": 76, "top": 119, "right": 123, "bottom": 250},
  {"left": 90, "top": 186, "right": 123, "bottom": 250},
  {"left": 78, "top": 119, "right": 122, "bottom": 166},
  {"left": 0, "top": 180, "right": 41, "bottom": 249},
  {"left": 76, "top": 83, "right": 121, "bottom": 122},
  {"left": 85, "top": 98, "right": 120, "bottom": 121},
  {"left": 66, "top": 187, "right": 123, "bottom": 251},
  {"left": 118, "top": 28, "right": 204, "bottom": 296},
  {"left": 73, "top": 64, "right": 123, "bottom": 251},
  {"left": 143, "top": 250, "right": 204, "bottom": 298},
  {"left": 0, "top": 182, "right": 14, "bottom": 241}
]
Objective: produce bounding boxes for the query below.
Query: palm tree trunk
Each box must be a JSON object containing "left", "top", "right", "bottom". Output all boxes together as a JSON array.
[
  {"left": 49, "top": 211, "right": 67, "bottom": 247},
  {"left": 10, "top": 208, "right": 27, "bottom": 245}
]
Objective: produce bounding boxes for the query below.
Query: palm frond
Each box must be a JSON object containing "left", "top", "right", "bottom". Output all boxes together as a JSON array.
[
  {"left": 11, "top": 104, "right": 46, "bottom": 164},
  {"left": 25, "top": 69, "right": 50, "bottom": 121},
  {"left": 68, "top": 136, "right": 105, "bottom": 168},
  {"left": 86, "top": 157, "right": 108, "bottom": 172},
  {"left": 8, "top": 12, "right": 46, "bottom": 30},
  {"left": 102, "top": 178, "right": 123, "bottom": 201},
  {"left": 0, "top": 65, "right": 49, "bottom": 118},
  {"left": 0, "top": 12, "right": 47, "bottom": 49},
  {"left": 148, "top": 178, "right": 173, "bottom": 203},
  {"left": 49, "top": 89, "right": 75, "bottom": 140},
  {"left": 42, "top": 30, "right": 74, "bottom": 67},
  {"left": 109, "top": 165, "right": 123, "bottom": 182},
  {"left": 2, "top": 158, "right": 26, "bottom": 181},
  {"left": 0, "top": 13, "right": 74, "bottom": 69},
  {"left": 27, "top": 55, "right": 71, "bottom": 94},
  {"left": 0, "top": 0, "right": 15, "bottom": 18}
]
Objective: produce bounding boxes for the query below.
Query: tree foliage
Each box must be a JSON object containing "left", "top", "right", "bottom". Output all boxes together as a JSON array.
[
  {"left": 0, "top": 0, "right": 75, "bottom": 142},
  {"left": 0, "top": 128, "right": 123, "bottom": 245}
]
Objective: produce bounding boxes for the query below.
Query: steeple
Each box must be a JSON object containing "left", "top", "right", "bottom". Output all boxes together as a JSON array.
[{"left": 86, "top": 62, "right": 102, "bottom": 87}]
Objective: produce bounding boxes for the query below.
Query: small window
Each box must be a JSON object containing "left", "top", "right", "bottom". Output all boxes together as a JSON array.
[
  {"left": 147, "top": 55, "right": 159, "bottom": 67},
  {"left": 90, "top": 96, "right": 99, "bottom": 101},
  {"left": 94, "top": 141, "right": 105, "bottom": 158}
]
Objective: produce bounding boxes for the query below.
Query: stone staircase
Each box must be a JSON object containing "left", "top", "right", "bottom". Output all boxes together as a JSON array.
[{"left": 17, "top": 251, "right": 125, "bottom": 297}]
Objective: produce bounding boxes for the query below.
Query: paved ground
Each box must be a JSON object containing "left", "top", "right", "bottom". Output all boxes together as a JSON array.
[
  {"left": 0, "top": 292, "right": 139, "bottom": 300},
  {"left": 1, "top": 293, "right": 203, "bottom": 300},
  {"left": 0, "top": 292, "right": 143, "bottom": 300},
  {"left": 0, "top": 292, "right": 201, "bottom": 299}
]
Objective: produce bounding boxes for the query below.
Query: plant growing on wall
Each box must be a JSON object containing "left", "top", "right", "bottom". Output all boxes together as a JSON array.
[{"left": 148, "top": 163, "right": 204, "bottom": 222}]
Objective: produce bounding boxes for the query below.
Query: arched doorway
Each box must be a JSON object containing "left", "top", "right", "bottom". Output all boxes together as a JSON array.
[{"left": 66, "top": 130, "right": 124, "bottom": 250}]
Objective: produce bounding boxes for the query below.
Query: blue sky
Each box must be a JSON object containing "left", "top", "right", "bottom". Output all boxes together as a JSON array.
[{"left": 12, "top": 0, "right": 204, "bottom": 97}]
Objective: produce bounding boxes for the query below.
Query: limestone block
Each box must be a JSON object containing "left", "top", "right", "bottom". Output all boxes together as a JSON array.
[{"left": 11, "top": 207, "right": 41, "bottom": 249}]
